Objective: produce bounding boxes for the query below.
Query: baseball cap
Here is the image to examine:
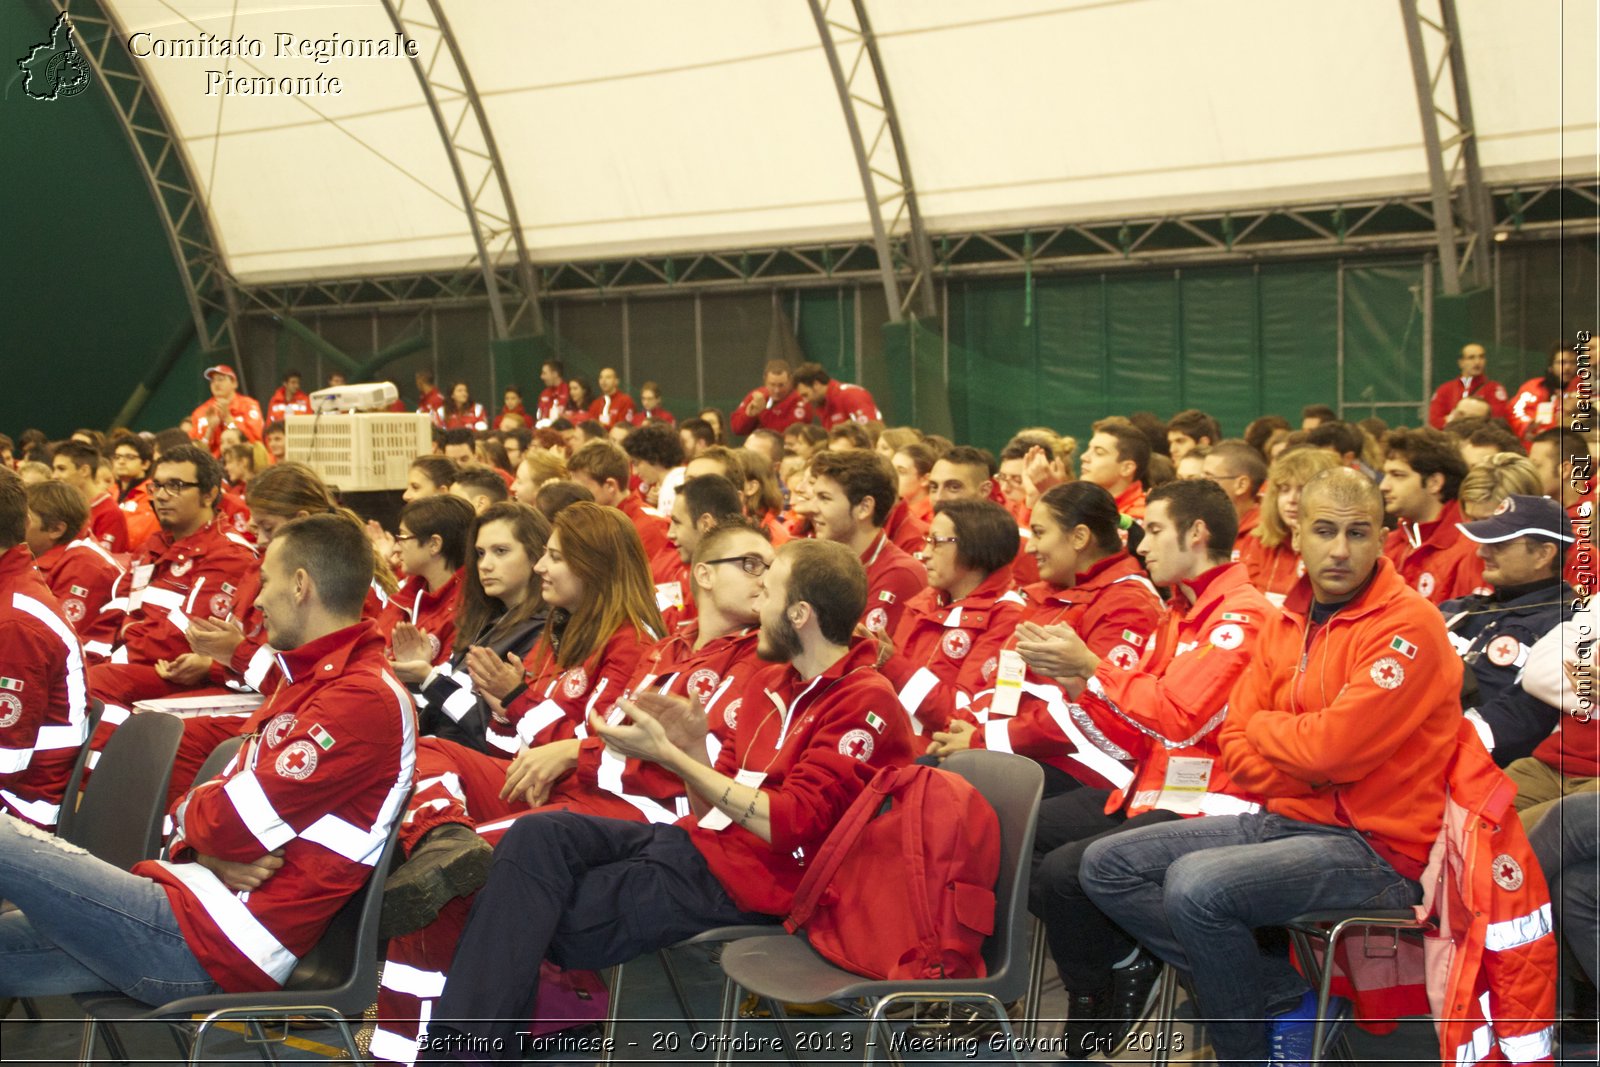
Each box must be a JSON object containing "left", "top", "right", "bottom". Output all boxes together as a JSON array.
[
  {"left": 203, "top": 364, "right": 237, "bottom": 380},
  {"left": 1457, "top": 494, "right": 1574, "bottom": 545}
]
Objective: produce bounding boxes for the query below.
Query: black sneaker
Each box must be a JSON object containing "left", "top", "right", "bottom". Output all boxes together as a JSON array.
[
  {"left": 380, "top": 824, "right": 494, "bottom": 939},
  {"left": 1060, "top": 987, "right": 1112, "bottom": 1059}
]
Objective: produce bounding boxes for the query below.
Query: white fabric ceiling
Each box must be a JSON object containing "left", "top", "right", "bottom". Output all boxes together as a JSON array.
[{"left": 111, "top": 0, "right": 1597, "bottom": 284}]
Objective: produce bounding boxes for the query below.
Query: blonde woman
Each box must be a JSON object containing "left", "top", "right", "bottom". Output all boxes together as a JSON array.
[{"left": 1458, "top": 453, "right": 1542, "bottom": 520}]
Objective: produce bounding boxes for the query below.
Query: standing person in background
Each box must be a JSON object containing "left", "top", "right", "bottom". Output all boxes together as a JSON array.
[
  {"left": 1239, "top": 448, "right": 1340, "bottom": 606},
  {"left": 188, "top": 364, "right": 264, "bottom": 456},
  {"left": 630, "top": 381, "right": 674, "bottom": 426},
  {"left": 1429, "top": 343, "right": 1511, "bottom": 428},
  {"left": 51, "top": 440, "right": 126, "bottom": 555},
  {"left": 442, "top": 382, "right": 488, "bottom": 432},
  {"left": 416, "top": 370, "right": 447, "bottom": 428},
  {"left": 792, "top": 362, "right": 880, "bottom": 428},
  {"left": 267, "top": 370, "right": 314, "bottom": 422},
  {"left": 729, "top": 360, "right": 812, "bottom": 438},
  {"left": 1510, "top": 341, "right": 1582, "bottom": 442},
  {"left": 534, "top": 361, "right": 568, "bottom": 426},
  {"left": 589, "top": 367, "right": 635, "bottom": 430}
]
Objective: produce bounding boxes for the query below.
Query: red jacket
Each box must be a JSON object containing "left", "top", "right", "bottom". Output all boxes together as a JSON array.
[
  {"left": 589, "top": 392, "right": 635, "bottom": 430},
  {"left": 189, "top": 394, "right": 265, "bottom": 455},
  {"left": 1237, "top": 532, "right": 1303, "bottom": 608},
  {"left": 492, "top": 624, "right": 655, "bottom": 756},
  {"left": 33, "top": 537, "right": 123, "bottom": 661},
  {"left": 0, "top": 544, "right": 90, "bottom": 830},
  {"left": 966, "top": 554, "right": 1162, "bottom": 783},
  {"left": 418, "top": 388, "right": 447, "bottom": 428},
  {"left": 1509, "top": 374, "right": 1580, "bottom": 440},
  {"left": 1077, "top": 562, "right": 1276, "bottom": 818},
  {"left": 374, "top": 570, "right": 463, "bottom": 668},
  {"left": 573, "top": 622, "right": 763, "bottom": 824},
  {"left": 101, "top": 518, "right": 258, "bottom": 668},
  {"left": 683, "top": 638, "right": 915, "bottom": 915},
  {"left": 139, "top": 621, "right": 415, "bottom": 992},
  {"left": 812, "top": 380, "right": 880, "bottom": 428},
  {"left": 882, "top": 499, "right": 928, "bottom": 557},
  {"left": 1217, "top": 557, "right": 1460, "bottom": 880},
  {"left": 859, "top": 531, "right": 927, "bottom": 637},
  {"left": 1417, "top": 722, "right": 1557, "bottom": 1065},
  {"left": 629, "top": 406, "right": 674, "bottom": 427},
  {"left": 1428, "top": 375, "right": 1511, "bottom": 428},
  {"left": 442, "top": 403, "right": 487, "bottom": 432},
  {"left": 1113, "top": 482, "right": 1147, "bottom": 522},
  {"left": 495, "top": 404, "right": 529, "bottom": 428},
  {"left": 88, "top": 492, "right": 129, "bottom": 555},
  {"left": 616, "top": 494, "right": 670, "bottom": 562},
  {"left": 881, "top": 567, "right": 1026, "bottom": 734},
  {"left": 267, "top": 387, "right": 314, "bottom": 422},
  {"left": 118, "top": 480, "right": 160, "bottom": 552},
  {"left": 728, "top": 387, "right": 812, "bottom": 437},
  {"left": 1382, "top": 500, "right": 1488, "bottom": 604},
  {"left": 535, "top": 384, "right": 568, "bottom": 425}
]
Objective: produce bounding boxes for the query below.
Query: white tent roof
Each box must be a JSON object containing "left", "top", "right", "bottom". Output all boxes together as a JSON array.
[{"left": 111, "top": 0, "right": 1597, "bottom": 284}]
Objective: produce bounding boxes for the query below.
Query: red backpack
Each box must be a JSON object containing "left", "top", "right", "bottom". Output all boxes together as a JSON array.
[{"left": 784, "top": 763, "right": 1001, "bottom": 980}]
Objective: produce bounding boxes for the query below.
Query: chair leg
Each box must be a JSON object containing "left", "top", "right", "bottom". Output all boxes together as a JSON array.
[
  {"left": 1023, "top": 919, "right": 1048, "bottom": 1040},
  {"left": 657, "top": 946, "right": 697, "bottom": 1021},
  {"left": 713, "top": 979, "right": 741, "bottom": 1067},
  {"left": 598, "top": 962, "right": 624, "bottom": 1066},
  {"left": 245, "top": 1018, "right": 280, "bottom": 1063},
  {"left": 1147, "top": 963, "right": 1182, "bottom": 1067},
  {"left": 77, "top": 1017, "right": 98, "bottom": 1067}
]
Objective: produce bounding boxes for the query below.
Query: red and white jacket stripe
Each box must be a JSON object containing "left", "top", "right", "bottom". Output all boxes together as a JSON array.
[
  {"left": 488, "top": 624, "right": 654, "bottom": 755},
  {"left": 33, "top": 537, "right": 124, "bottom": 663},
  {"left": 0, "top": 545, "right": 91, "bottom": 829},
  {"left": 135, "top": 621, "right": 416, "bottom": 992},
  {"left": 102, "top": 518, "right": 258, "bottom": 668}
]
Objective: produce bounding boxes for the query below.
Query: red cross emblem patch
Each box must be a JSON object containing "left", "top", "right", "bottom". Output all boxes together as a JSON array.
[
  {"left": 274, "top": 739, "right": 318, "bottom": 780},
  {"left": 687, "top": 669, "right": 720, "bottom": 703},
  {"left": 1106, "top": 644, "right": 1139, "bottom": 671},
  {"left": 1491, "top": 853, "right": 1524, "bottom": 891},
  {"left": 1369, "top": 657, "right": 1404, "bottom": 689},
  {"left": 838, "top": 728, "right": 874, "bottom": 761}
]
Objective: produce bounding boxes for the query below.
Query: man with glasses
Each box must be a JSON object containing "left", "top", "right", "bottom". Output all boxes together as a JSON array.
[
  {"left": 1200, "top": 441, "right": 1269, "bottom": 566},
  {"left": 188, "top": 364, "right": 264, "bottom": 457},
  {"left": 84, "top": 445, "right": 258, "bottom": 771},
  {"left": 415, "top": 538, "right": 914, "bottom": 1056},
  {"left": 659, "top": 474, "right": 745, "bottom": 627},
  {"left": 109, "top": 431, "right": 160, "bottom": 550}
]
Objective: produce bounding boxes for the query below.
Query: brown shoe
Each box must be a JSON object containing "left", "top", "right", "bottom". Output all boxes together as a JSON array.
[{"left": 379, "top": 825, "right": 493, "bottom": 939}]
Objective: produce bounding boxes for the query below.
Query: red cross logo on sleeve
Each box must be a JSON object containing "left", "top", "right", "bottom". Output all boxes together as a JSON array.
[{"left": 284, "top": 749, "right": 307, "bottom": 772}]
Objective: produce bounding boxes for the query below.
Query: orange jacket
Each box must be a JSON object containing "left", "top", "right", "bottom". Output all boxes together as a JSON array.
[
  {"left": 1078, "top": 562, "right": 1277, "bottom": 818},
  {"left": 1237, "top": 533, "right": 1303, "bottom": 607},
  {"left": 1217, "top": 557, "right": 1460, "bottom": 880},
  {"left": 881, "top": 567, "right": 1025, "bottom": 734},
  {"left": 1381, "top": 500, "right": 1489, "bottom": 605}
]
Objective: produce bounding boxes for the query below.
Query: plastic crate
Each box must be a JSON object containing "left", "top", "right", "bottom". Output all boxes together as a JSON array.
[{"left": 284, "top": 412, "right": 432, "bottom": 492}]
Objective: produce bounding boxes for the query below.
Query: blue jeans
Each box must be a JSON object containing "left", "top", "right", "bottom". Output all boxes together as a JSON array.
[
  {"left": 0, "top": 814, "right": 219, "bottom": 1001},
  {"left": 1080, "top": 812, "right": 1421, "bottom": 1065},
  {"left": 1527, "top": 791, "right": 1599, "bottom": 989}
]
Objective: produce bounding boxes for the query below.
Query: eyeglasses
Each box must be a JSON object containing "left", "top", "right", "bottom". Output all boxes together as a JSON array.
[
  {"left": 148, "top": 479, "right": 200, "bottom": 496},
  {"left": 705, "top": 554, "right": 771, "bottom": 577},
  {"left": 393, "top": 534, "right": 418, "bottom": 543},
  {"left": 995, "top": 473, "right": 1025, "bottom": 486},
  {"left": 112, "top": 452, "right": 143, "bottom": 462},
  {"left": 922, "top": 534, "right": 960, "bottom": 549}
]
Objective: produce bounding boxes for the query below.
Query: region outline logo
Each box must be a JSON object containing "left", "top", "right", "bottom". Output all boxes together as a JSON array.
[{"left": 19, "top": 12, "right": 91, "bottom": 101}]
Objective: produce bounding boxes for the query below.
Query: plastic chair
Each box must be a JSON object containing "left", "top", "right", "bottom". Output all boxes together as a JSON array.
[
  {"left": 716, "top": 749, "right": 1044, "bottom": 1065},
  {"left": 50, "top": 698, "right": 104, "bottom": 841},
  {"left": 73, "top": 795, "right": 409, "bottom": 1067},
  {"left": 1282, "top": 909, "right": 1433, "bottom": 1067},
  {"left": 62, "top": 710, "right": 184, "bottom": 870},
  {"left": 188, "top": 735, "right": 247, "bottom": 798}
]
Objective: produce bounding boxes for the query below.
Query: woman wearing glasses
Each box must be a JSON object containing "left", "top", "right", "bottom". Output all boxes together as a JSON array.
[
  {"left": 880, "top": 499, "right": 1025, "bottom": 736},
  {"left": 382, "top": 501, "right": 661, "bottom": 940}
]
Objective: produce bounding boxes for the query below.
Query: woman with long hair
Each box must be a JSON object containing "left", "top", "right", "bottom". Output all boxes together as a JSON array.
[
  {"left": 565, "top": 378, "right": 596, "bottom": 420},
  {"left": 926, "top": 482, "right": 1163, "bottom": 790},
  {"left": 735, "top": 447, "right": 792, "bottom": 545},
  {"left": 442, "top": 380, "right": 488, "bottom": 432},
  {"left": 1238, "top": 446, "right": 1340, "bottom": 606},
  {"left": 382, "top": 501, "right": 661, "bottom": 938}
]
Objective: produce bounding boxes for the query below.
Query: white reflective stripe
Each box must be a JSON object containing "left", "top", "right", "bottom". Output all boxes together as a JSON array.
[
  {"left": 1085, "top": 674, "right": 1226, "bottom": 752},
  {"left": 475, "top": 816, "right": 519, "bottom": 835},
  {"left": 185, "top": 577, "right": 207, "bottom": 615},
  {"left": 1464, "top": 709, "right": 1496, "bottom": 752},
  {"left": 140, "top": 587, "right": 186, "bottom": 612},
  {"left": 1482, "top": 903, "right": 1552, "bottom": 952},
  {"left": 1497, "top": 1026, "right": 1554, "bottom": 1063},
  {"left": 441, "top": 685, "right": 478, "bottom": 723},
  {"left": 223, "top": 771, "right": 297, "bottom": 853},
  {"left": 13, "top": 593, "right": 88, "bottom": 734},
  {"left": 154, "top": 860, "right": 297, "bottom": 982},
  {"left": 484, "top": 729, "right": 520, "bottom": 755},
  {"left": 597, "top": 747, "right": 628, "bottom": 795},
  {"left": 516, "top": 699, "right": 566, "bottom": 745},
  {"left": 0, "top": 748, "right": 33, "bottom": 773},
  {"left": 945, "top": 606, "right": 964, "bottom": 628},
  {"left": 85, "top": 749, "right": 101, "bottom": 769},
  {"left": 415, "top": 773, "right": 465, "bottom": 801},
  {"left": 701, "top": 674, "right": 737, "bottom": 716},
  {"left": 368, "top": 1027, "right": 421, "bottom": 1067},
  {"left": 34, "top": 721, "right": 88, "bottom": 751},
  {"left": 301, "top": 812, "right": 387, "bottom": 865},
  {"left": 897, "top": 668, "right": 940, "bottom": 719},
  {"left": 613, "top": 790, "right": 682, "bottom": 824},
  {"left": 0, "top": 789, "right": 61, "bottom": 825},
  {"left": 1455, "top": 1021, "right": 1494, "bottom": 1067},
  {"left": 243, "top": 645, "right": 276, "bottom": 691},
  {"left": 983, "top": 718, "right": 1014, "bottom": 753},
  {"left": 83, "top": 640, "right": 114, "bottom": 658},
  {"left": 706, "top": 733, "right": 723, "bottom": 765},
  {"left": 584, "top": 678, "right": 611, "bottom": 715},
  {"left": 1041, "top": 691, "right": 1135, "bottom": 789},
  {"left": 997, "top": 590, "right": 1026, "bottom": 605},
  {"left": 167, "top": 607, "right": 192, "bottom": 633},
  {"left": 110, "top": 646, "right": 129, "bottom": 664},
  {"left": 100, "top": 599, "right": 128, "bottom": 614},
  {"left": 1111, "top": 573, "right": 1162, "bottom": 600},
  {"left": 101, "top": 703, "right": 131, "bottom": 727},
  {"left": 68, "top": 537, "right": 122, "bottom": 572},
  {"left": 1146, "top": 790, "right": 1261, "bottom": 817},
  {"left": 403, "top": 797, "right": 453, "bottom": 823}
]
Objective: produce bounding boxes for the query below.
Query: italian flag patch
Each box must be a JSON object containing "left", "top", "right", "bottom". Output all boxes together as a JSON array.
[
  {"left": 0, "top": 677, "right": 22, "bottom": 692},
  {"left": 309, "top": 724, "right": 336, "bottom": 750},
  {"left": 1389, "top": 635, "right": 1418, "bottom": 660},
  {"left": 865, "top": 711, "right": 886, "bottom": 733},
  {"left": 1222, "top": 612, "right": 1250, "bottom": 623}
]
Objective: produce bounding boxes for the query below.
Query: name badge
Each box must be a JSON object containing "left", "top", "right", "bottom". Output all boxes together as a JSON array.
[
  {"left": 128, "top": 564, "right": 155, "bottom": 611},
  {"left": 988, "top": 649, "right": 1027, "bottom": 719},
  {"left": 655, "top": 581, "right": 684, "bottom": 613},
  {"left": 698, "top": 767, "right": 768, "bottom": 832},
  {"left": 1157, "top": 756, "right": 1214, "bottom": 815}
]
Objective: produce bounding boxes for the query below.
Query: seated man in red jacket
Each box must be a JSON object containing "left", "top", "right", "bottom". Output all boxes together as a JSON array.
[
  {"left": 1080, "top": 468, "right": 1460, "bottom": 1066},
  {"left": 417, "top": 539, "right": 914, "bottom": 1057},
  {"left": 0, "top": 513, "right": 415, "bottom": 999}
]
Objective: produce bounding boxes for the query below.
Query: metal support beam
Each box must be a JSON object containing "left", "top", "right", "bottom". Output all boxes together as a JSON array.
[
  {"left": 52, "top": 1, "right": 240, "bottom": 363},
  {"left": 235, "top": 178, "right": 1598, "bottom": 312},
  {"left": 380, "top": 0, "right": 542, "bottom": 338},
  {"left": 1398, "top": 0, "right": 1495, "bottom": 293},
  {"left": 807, "top": 0, "right": 938, "bottom": 321}
]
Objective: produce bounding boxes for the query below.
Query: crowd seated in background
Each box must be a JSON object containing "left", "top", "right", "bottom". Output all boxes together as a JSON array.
[{"left": 1, "top": 337, "right": 1595, "bottom": 1063}]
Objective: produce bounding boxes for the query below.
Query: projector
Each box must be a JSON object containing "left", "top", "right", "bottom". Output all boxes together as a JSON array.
[{"left": 308, "top": 381, "right": 399, "bottom": 413}]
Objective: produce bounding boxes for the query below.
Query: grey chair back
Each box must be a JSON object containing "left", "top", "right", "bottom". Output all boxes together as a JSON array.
[
  {"left": 63, "top": 711, "right": 184, "bottom": 870},
  {"left": 52, "top": 698, "right": 104, "bottom": 840}
]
